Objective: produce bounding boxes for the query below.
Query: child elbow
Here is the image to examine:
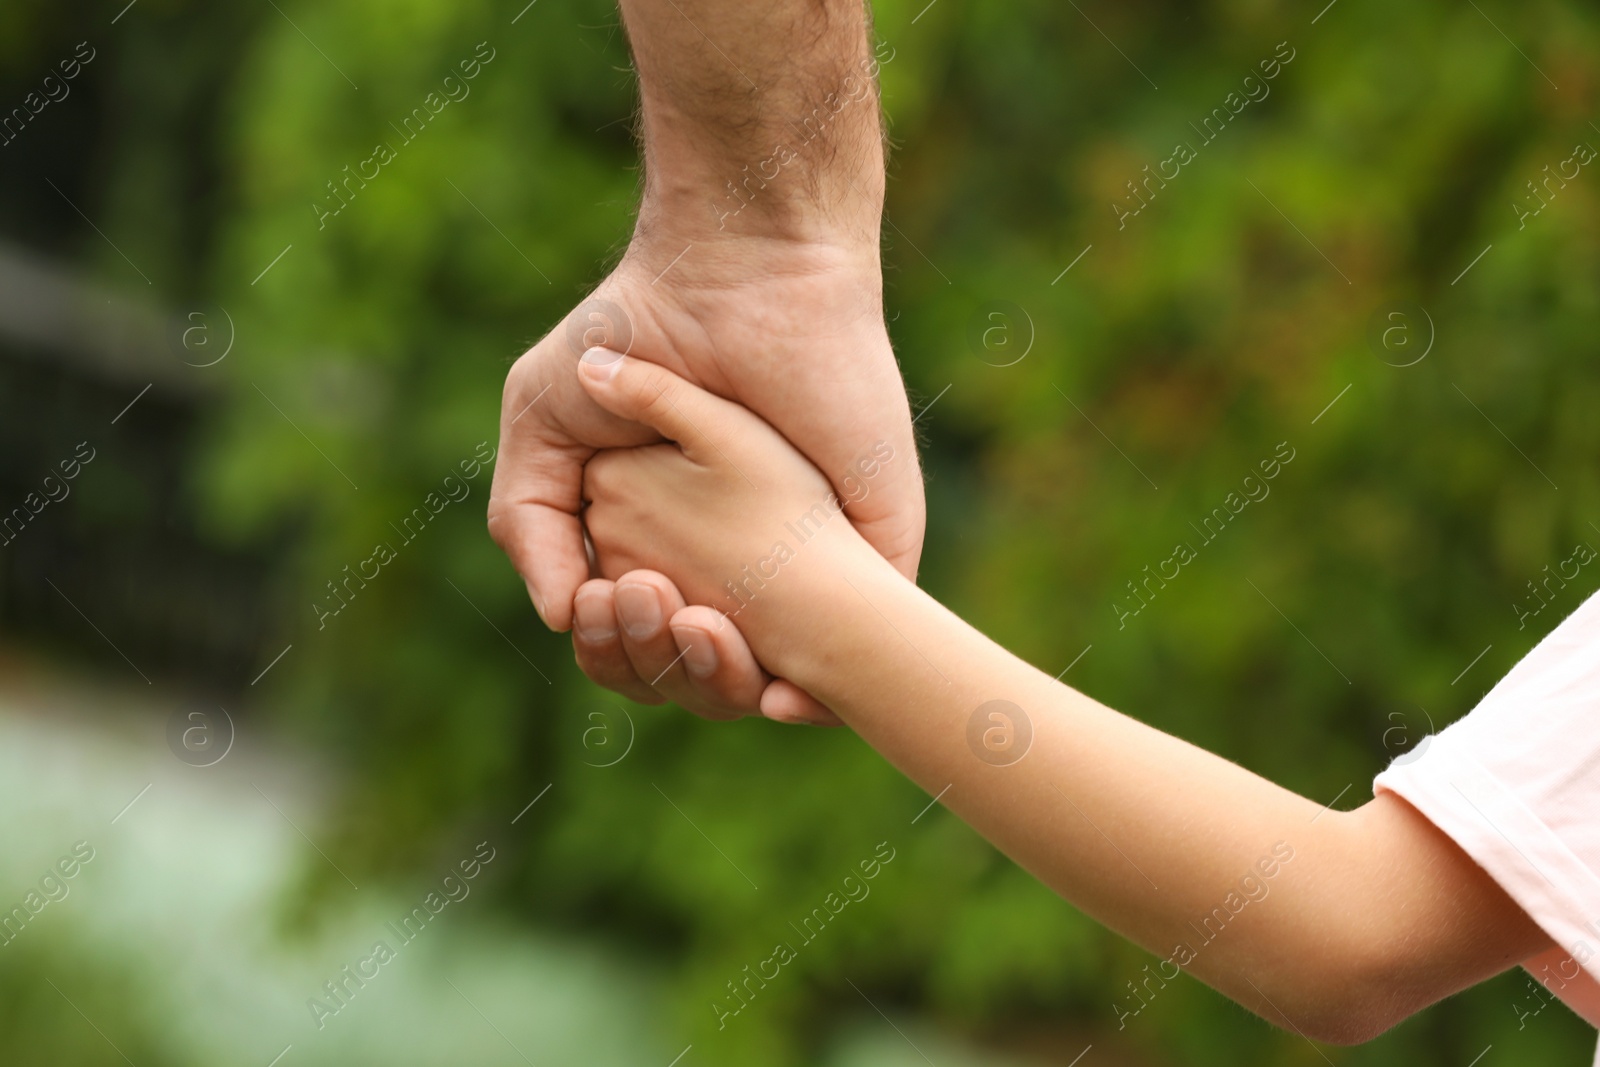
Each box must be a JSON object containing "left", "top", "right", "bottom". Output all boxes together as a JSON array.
[
  {"left": 1280, "top": 940, "right": 1418, "bottom": 1046},
  {"left": 1294, "top": 997, "right": 1402, "bottom": 1047}
]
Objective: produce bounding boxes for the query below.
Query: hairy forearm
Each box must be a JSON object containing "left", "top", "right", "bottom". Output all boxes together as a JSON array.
[
  {"left": 747, "top": 546, "right": 1548, "bottom": 1043},
  {"left": 617, "top": 0, "right": 887, "bottom": 246}
]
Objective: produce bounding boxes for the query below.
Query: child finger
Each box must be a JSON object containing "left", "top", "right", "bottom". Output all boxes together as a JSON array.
[{"left": 575, "top": 349, "right": 749, "bottom": 464}]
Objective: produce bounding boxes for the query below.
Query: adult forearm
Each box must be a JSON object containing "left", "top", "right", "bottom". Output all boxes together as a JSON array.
[{"left": 617, "top": 0, "right": 888, "bottom": 246}]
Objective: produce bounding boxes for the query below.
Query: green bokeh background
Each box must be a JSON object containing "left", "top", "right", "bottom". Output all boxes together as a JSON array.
[{"left": 2, "top": 0, "right": 1597, "bottom": 1063}]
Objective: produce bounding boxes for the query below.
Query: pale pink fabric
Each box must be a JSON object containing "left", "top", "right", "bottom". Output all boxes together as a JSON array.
[{"left": 1374, "top": 589, "right": 1600, "bottom": 1061}]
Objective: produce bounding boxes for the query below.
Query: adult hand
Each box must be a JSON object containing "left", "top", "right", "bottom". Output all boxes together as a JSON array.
[
  {"left": 487, "top": 234, "right": 924, "bottom": 724},
  {"left": 489, "top": 0, "right": 914, "bottom": 723}
]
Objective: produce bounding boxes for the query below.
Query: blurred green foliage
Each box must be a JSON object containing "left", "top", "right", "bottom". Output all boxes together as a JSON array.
[
  {"left": 3, "top": 0, "right": 1599, "bottom": 1062},
  {"left": 0, "top": 931, "right": 189, "bottom": 1067}
]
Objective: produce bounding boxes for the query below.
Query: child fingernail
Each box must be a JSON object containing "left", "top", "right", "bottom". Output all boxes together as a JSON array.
[
  {"left": 673, "top": 627, "right": 718, "bottom": 676},
  {"left": 579, "top": 347, "right": 624, "bottom": 381}
]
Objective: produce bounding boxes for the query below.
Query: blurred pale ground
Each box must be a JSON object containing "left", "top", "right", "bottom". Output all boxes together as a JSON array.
[{"left": 0, "top": 653, "right": 1046, "bottom": 1067}]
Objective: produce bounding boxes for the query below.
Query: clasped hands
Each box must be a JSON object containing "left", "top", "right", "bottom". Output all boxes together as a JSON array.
[{"left": 486, "top": 234, "right": 923, "bottom": 725}]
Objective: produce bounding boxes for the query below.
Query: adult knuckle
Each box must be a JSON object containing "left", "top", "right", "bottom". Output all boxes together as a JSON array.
[
  {"left": 501, "top": 351, "right": 536, "bottom": 404},
  {"left": 485, "top": 498, "right": 513, "bottom": 549}
]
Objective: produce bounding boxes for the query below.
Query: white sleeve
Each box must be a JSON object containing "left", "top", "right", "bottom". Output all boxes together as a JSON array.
[{"left": 1374, "top": 590, "right": 1600, "bottom": 1033}]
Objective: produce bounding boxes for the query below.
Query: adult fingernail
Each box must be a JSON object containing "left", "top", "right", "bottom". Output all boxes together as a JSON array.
[
  {"left": 527, "top": 582, "right": 549, "bottom": 627},
  {"left": 615, "top": 582, "right": 661, "bottom": 639},
  {"left": 573, "top": 593, "right": 615, "bottom": 643},
  {"left": 579, "top": 347, "right": 624, "bottom": 382},
  {"left": 673, "top": 627, "right": 718, "bottom": 677}
]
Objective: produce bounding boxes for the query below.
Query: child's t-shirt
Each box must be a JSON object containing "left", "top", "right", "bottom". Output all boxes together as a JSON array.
[{"left": 1373, "top": 588, "right": 1600, "bottom": 1061}]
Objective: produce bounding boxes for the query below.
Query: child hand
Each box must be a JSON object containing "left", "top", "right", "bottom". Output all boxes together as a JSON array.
[{"left": 576, "top": 347, "right": 889, "bottom": 668}]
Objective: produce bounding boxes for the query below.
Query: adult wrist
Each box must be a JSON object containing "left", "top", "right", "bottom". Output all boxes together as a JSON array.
[
  {"left": 632, "top": 99, "right": 884, "bottom": 254},
  {"left": 618, "top": 220, "right": 884, "bottom": 310},
  {"left": 632, "top": 186, "right": 881, "bottom": 265}
]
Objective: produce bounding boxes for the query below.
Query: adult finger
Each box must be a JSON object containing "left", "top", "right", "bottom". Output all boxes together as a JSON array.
[
  {"left": 572, "top": 579, "right": 665, "bottom": 705},
  {"left": 656, "top": 606, "right": 843, "bottom": 726},
  {"left": 487, "top": 352, "right": 593, "bottom": 632},
  {"left": 664, "top": 605, "right": 772, "bottom": 714},
  {"left": 613, "top": 571, "right": 746, "bottom": 721},
  {"left": 757, "top": 678, "right": 843, "bottom": 727},
  {"left": 489, "top": 326, "right": 665, "bottom": 632},
  {"left": 488, "top": 498, "right": 591, "bottom": 632}
]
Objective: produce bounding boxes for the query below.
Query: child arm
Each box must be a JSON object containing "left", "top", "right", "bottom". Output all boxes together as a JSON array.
[
  {"left": 774, "top": 561, "right": 1547, "bottom": 1042},
  {"left": 577, "top": 351, "right": 1551, "bottom": 1044}
]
